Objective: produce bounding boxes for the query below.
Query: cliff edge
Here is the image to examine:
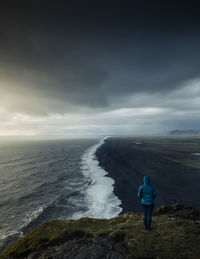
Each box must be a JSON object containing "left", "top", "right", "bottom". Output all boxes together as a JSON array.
[{"left": 1, "top": 204, "right": 200, "bottom": 259}]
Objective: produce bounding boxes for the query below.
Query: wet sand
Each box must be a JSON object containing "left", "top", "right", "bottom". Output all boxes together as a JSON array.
[{"left": 96, "top": 137, "right": 200, "bottom": 213}]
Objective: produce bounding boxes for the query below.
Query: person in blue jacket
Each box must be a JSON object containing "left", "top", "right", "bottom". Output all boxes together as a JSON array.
[{"left": 138, "top": 176, "right": 157, "bottom": 230}]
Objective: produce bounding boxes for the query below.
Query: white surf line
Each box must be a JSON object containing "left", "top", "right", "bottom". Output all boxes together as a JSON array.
[{"left": 75, "top": 137, "right": 122, "bottom": 219}]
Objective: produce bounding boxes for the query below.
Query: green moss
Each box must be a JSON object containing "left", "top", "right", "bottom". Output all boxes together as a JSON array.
[{"left": 1, "top": 206, "right": 200, "bottom": 259}]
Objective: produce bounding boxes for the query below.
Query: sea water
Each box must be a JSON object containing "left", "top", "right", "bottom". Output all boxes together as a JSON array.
[{"left": 0, "top": 138, "right": 122, "bottom": 251}]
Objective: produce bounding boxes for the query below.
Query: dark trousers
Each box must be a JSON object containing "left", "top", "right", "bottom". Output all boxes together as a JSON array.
[{"left": 142, "top": 204, "right": 154, "bottom": 229}]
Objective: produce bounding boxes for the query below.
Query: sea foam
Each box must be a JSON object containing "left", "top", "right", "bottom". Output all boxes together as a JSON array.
[{"left": 74, "top": 137, "right": 122, "bottom": 219}]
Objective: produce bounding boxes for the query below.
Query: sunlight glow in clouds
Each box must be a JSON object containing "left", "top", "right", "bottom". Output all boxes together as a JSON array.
[
  {"left": 0, "top": 79, "right": 200, "bottom": 136},
  {"left": 0, "top": 1, "right": 200, "bottom": 137},
  {"left": 0, "top": 105, "right": 177, "bottom": 136}
]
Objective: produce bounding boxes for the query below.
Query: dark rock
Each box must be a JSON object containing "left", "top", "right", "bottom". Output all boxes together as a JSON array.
[
  {"left": 28, "top": 237, "right": 128, "bottom": 259},
  {"left": 28, "top": 251, "right": 43, "bottom": 259},
  {"left": 172, "top": 206, "right": 200, "bottom": 219},
  {"left": 154, "top": 203, "right": 200, "bottom": 220}
]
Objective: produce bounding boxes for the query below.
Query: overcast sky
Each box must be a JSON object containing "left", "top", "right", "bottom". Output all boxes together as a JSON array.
[{"left": 0, "top": 0, "right": 200, "bottom": 137}]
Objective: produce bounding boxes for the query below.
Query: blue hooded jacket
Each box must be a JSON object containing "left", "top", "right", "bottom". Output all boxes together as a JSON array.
[{"left": 137, "top": 176, "right": 157, "bottom": 205}]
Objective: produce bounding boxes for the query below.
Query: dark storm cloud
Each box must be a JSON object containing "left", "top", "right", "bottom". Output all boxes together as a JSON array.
[{"left": 0, "top": 0, "right": 200, "bottom": 114}]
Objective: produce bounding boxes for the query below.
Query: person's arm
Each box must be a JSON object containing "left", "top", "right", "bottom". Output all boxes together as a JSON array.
[
  {"left": 152, "top": 185, "right": 157, "bottom": 198},
  {"left": 137, "top": 186, "right": 143, "bottom": 199}
]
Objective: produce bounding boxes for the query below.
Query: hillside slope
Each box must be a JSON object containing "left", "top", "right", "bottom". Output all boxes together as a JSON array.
[{"left": 1, "top": 204, "right": 200, "bottom": 259}]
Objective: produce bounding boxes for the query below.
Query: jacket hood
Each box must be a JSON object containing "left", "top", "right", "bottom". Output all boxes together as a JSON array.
[{"left": 144, "top": 176, "right": 151, "bottom": 185}]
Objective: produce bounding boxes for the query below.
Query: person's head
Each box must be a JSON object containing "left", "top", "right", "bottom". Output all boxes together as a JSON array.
[{"left": 144, "top": 175, "right": 151, "bottom": 185}]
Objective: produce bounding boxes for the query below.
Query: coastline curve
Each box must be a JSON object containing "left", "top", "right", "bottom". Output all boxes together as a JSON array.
[{"left": 75, "top": 137, "right": 122, "bottom": 219}]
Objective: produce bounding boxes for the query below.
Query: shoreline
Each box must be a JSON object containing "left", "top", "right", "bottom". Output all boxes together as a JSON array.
[
  {"left": 95, "top": 137, "right": 200, "bottom": 213},
  {"left": 78, "top": 138, "right": 122, "bottom": 219}
]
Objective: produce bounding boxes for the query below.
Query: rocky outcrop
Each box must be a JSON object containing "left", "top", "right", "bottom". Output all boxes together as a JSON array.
[
  {"left": 27, "top": 237, "right": 127, "bottom": 259},
  {"left": 154, "top": 203, "right": 200, "bottom": 220}
]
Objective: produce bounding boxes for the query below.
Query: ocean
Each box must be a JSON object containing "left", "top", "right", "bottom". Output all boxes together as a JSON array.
[
  {"left": 0, "top": 138, "right": 122, "bottom": 251},
  {"left": 2, "top": 136, "right": 200, "bottom": 252}
]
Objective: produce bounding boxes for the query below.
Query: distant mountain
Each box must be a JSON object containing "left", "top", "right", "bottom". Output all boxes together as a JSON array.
[{"left": 169, "top": 129, "right": 200, "bottom": 135}]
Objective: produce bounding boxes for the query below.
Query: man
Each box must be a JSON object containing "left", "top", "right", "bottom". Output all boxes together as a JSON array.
[{"left": 138, "top": 176, "right": 157, "bottom": 230}]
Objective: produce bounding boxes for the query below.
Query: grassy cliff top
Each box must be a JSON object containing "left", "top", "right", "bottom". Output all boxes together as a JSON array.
[{"left": 1, "top": 204, "right": 200, "bottom": 259}]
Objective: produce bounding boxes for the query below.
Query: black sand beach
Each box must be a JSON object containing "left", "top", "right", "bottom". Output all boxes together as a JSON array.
[{"left": 96, "top": 137, "right": 200, "bottom": 213}]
